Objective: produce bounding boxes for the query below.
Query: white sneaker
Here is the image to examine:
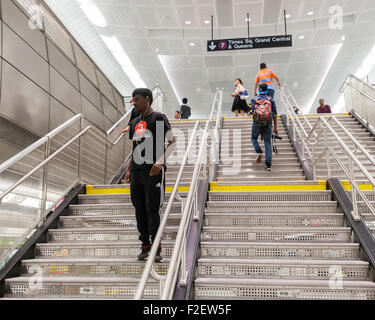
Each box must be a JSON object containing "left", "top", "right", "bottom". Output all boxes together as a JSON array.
[{"left": 265, "top": 166, "right": 272, "bottom": 172}]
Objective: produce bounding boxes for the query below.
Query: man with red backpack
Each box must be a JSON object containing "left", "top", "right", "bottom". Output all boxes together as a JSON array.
[{"left": 250, "top": 83, "right": 278, "bottom": 172}]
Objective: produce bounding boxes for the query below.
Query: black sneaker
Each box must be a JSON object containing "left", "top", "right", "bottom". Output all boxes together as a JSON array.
[
  {"left": 155, "top": 243, "right": 163, "bottom": 263},
  {"left": 137, "top": 244, "right": 150, "bottom": 261}
]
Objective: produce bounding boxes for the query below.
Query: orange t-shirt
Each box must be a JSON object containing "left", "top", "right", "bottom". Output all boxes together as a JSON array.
[{"left": 255, "top": 68, "right": 278, "bottom": 90}]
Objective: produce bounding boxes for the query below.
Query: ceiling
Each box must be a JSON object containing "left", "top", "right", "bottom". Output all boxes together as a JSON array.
[{"left": 45, "top": 0, "right": 375, "bottom": 117}]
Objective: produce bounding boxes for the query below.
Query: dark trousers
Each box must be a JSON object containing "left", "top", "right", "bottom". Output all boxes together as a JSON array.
[
  {"left": 268, "top": 89, "right": 275, "bottom": 99},
  {"left": 251, "top": 122, "right": 273, "bottom": 167},
  {"left": 130, "top": 168, "right": 165, "bottom": 245}
]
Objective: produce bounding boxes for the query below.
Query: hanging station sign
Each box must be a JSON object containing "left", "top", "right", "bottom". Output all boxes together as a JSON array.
[{"left": 207, "top": 35, "right": 292, "bottom": 52}]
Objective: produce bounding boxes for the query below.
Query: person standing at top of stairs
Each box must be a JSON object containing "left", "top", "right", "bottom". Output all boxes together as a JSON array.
[
  {"left": 124, "top": 88, "right": 176, "bottom": 263},
  {"left": 249, "top": 83, "right": 278, "bottom": 172},
  {"left": 180, "top": 98, "right": 191, "bottom": 119}
]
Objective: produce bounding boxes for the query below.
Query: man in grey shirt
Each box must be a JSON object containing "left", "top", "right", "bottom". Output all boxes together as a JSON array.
[{"left": 180, "top": 98, "right": 191, "bottom": 119}]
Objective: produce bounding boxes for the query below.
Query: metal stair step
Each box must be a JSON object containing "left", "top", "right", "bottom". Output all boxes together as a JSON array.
[
  {"left": 196, "top": 258, "right": 369, "bottom": 280},
  {"left": 58, "top": 214, "right": 182, "bottom": 228},
  {"left": 205, "top": 201, "right": 338, "bottom": 213},
  {"left": 208, "top": 190, "right": 332, "bottom": 202},
  {"left": 201, "top": 226, "right": 351, "bottom": 242},
  {"left": 220, "top": 154, "right": 298, "bottom": 161},
  {"left": 48, "top": 227, "right": 178, "bottom": 242},
  {"left": 199, "top": 241, "right": 360, "bottom": 259},
  {"left": 219, "top": 157, "right": 298, "bottom": 165},
  {"left": 69, "top": 203, "right": 181, "bottom": 216},
  {"left": 36, "top": 241, "right": 175, "bottom": 258},
  {"left": 220, "top": 145, "right": 295, "bottom": 152},
  {"left": 194, "top": 278, "right": 375, "bottom": 300},
  {"left": 20, "top": 258, "right": 170, "bottom": 277},
  {"left": 220, "top": 141, "right": 292, "bottom": 146},
  {"left": 203, "top": 213, "right": 344, "bottom": 227},
  {"left": 4, "top": 276, "right": 159, "bottom": 299},
  {"left": 218, "top": 163, "right": 301, "bottom": 171},
  {"left": 217, "top": 169, "right": 304, "bottom": 177},
  {"left": 78, "top": 193, "right": 186, "bottom": 205},
  {"left": 217, "top": 176, "right": 307, "bottom": 182}
]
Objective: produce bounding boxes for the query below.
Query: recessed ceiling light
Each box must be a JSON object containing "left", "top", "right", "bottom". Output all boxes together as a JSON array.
[
  {"left": 285, "top": 14, "right": 291, "bottom": 18},
  {"left": 185, "top": 20, "right": 192, "bottom": 25},
  {"left": 307, "top": 11, "right": 314, "bottom": 15},
  {"left": 189, "top": 42, "right": 195, "bottom": 46},
  {"left": 204, "top": 20, "right": 210, "bottom": 24},
  {"left": 341, "top": 35, "right": 346, "bottom": 41},
  {"left": 245, "top": 17, "right": 251, "bottom": 22},
  {"left": 299, "top": 35, "right": 305, "bottom": 39}
]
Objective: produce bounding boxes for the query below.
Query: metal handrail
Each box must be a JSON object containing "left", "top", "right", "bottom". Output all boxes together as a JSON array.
[
  {"left": 308, "top": 116, "right": 375, "bottom": 221},
  {"left": 208, "top": 89, "right": 219, "bottom": 124},
  {"left": 0, "top": 127, "right": 91, "bottom": 203},
  {"left": 107, "top": 107, "right": 133, "bottom": 136},
  {"left": 282, "top": 85, "right": 375, "bottom": 221},
  {"left": 134, "top": 120, "right": 200, "bottom": 299},
  {"left": 0, "top": 114, "right": 84, "bottom": 175},
  {"left": 340, "top": 74, "right": 375, "bottom": 98},
  {"left": 134, "top": 88, "right": 223, "bottom": 300},
  {"left": 281, "top": 85, "right": 313, "bottom": 132},
  {"left": 161, "top": 120, "right": 210, "bottom": 300},
  {"left": 159, "top": 90, "right": 223, "bottom": 299},
  {"left": 281, "top": 85, "right": 375, "bottom": 167},
  {"left": 0, "top": 109, "right": 133, "bottom": 265}
]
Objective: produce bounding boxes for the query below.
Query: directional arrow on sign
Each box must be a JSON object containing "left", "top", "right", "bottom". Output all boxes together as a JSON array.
[{"left": 208, "top": 42, "right": 216, "bottom": 50}]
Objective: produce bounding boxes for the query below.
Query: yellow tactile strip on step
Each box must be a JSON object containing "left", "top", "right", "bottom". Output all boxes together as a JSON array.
[
  {"left": 340, "top": 180, "right": 373, "bottom": 191},
  {"left": 223, "top": 116, "right": 281, "bottom": 120},
  {"left": 297, "top": 113, "right": 349, "bottom": 118},
  {"left": 86, "top": 185, "right": 190, "bottom": 195},
  {"left": 210, "top": 180, "right": 327, "bottom": 191}
]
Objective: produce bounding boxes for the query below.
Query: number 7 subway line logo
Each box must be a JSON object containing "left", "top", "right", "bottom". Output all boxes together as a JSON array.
[{"left": 218, "top": 41, "right": 228, "bottom": 50}]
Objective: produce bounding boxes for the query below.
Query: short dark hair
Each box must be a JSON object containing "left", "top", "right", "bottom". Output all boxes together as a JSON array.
[
  {"left": 182, "top": 98, "right": 188, "bottom": 104},
  {"left": 259, "top": 83, "right": 268, "bottom": 92},
  {"left": 132, "top": 88, "right": 153, "bottom": 105},
  {"left": 236, "top": 78, "right": 243, "bottom": 85},
  {"left": 260, "top": 63, "right": 267, "bottom": 69},
  {"left": 175, "top": 110, "right": 180, "bottom": 114}
]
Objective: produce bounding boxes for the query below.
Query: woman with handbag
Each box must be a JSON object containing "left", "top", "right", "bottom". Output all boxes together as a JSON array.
[{"left": 231, "top": 78, "right": 250, "bottom": 117}]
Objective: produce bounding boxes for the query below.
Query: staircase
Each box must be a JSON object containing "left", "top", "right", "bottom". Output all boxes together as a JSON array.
[
  {"left": 218, "top": 117, "right": 305, "bottom": 183},
  {"left": 3, "top": 121, "right": 203, "bottom": 299},
  {"left": 3, "top": 189, "right": 183, "bottom": 299},
  {"left": 194, "top": 117, "right": 375, "bottom": 300},
  {"left": 300, "top": 114, "right": 375, "bottom": 180}
]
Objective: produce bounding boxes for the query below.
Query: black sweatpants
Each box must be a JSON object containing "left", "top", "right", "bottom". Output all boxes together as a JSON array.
[{"left": 130, "top": 168, "right": 165, "bottom": 245}]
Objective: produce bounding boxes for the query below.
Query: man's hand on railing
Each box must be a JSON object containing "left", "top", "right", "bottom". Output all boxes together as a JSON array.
[
  {"left": 150, "top": 163, "right": 163, "bottom": 176},
  {"left": 122, "top": 126, "right": 130, "bottom": 134}
]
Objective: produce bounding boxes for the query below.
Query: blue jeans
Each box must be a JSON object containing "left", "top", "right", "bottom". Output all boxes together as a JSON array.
[
  {"left": 267, "top": 89, "right": 275, "bottom": 99},
  {"left": 251, "top": 122, "right": 272, "bottom": 167}
]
